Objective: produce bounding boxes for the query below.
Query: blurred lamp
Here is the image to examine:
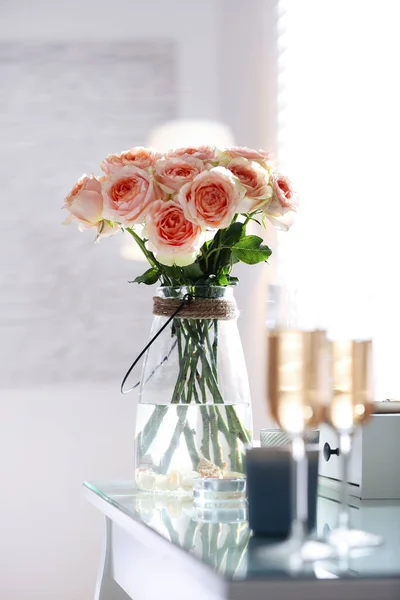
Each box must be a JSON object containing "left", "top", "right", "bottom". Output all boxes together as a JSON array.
[
  {"left": 147, "top": 119, "right": 235, "bottom": 152},
  {"left": 121, "top": 119, "right": 235, "bottom": 261}
]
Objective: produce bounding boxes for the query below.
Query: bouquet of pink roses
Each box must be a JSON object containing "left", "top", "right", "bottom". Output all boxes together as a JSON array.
[
  {"left": 63, "top": 145, "right": 296, "bottom": 285},
  {"left": 63, "top": 144, "right": 297, "bottom": 492}
]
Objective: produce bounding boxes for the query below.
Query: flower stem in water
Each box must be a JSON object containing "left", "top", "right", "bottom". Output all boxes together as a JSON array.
[
  {"left": 183, "top": 519, "right": 198, "bottom": 551},
  {"left": 200, "top": 523, "right": 210, "bottom": 561},
  {"left": 183, "top": 423, "right": 201, "bottom": 469},
  {"left": 159, "top": 406, "right": 188, "bottom": 474},
  {"left": 200, "top": 408, "right": 211, "bottom": 460},
  {"left": 138, "top": 316, "right": 251, "bottom": 480},
  {"left": 209, "top": 406, "right": 224, "bottom": 467}
]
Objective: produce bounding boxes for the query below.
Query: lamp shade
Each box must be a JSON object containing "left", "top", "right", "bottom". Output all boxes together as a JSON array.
[{"left": 146, "top": 119, "right": 235, "bottom": 152}]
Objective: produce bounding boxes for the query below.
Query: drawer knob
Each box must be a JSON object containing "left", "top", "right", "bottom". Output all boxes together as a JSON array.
[{"left": 323, "top": 442, "right": 340, "bottom": 462}]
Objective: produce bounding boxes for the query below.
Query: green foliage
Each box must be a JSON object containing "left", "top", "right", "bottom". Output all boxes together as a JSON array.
[
  {"left": 182, "top": 263, "right": 205, "bottom": 282},
  {"left": 221, "top": 222, "right": 245, "bottom": 246},
  {"left": 129, "top": 214, "right": 272, "bottom": 287},
  {"left": 213, "top": 273, "right": 239, "bottom": 286},
  {"left": 132, "top": 267, "right": 161, "bottom": 285},
  {"left": 232, "top": 235, "right": 272, "bottom": 264}
]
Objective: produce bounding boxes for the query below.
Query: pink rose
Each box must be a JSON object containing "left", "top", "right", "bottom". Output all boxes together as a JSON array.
[
  {"left": 145, "top": 200, "right": 204, "bottom": 266},
  {"left": 178, "top": 167, "right": 245, "bottom": 230},
  {"left": 268, "top": 174, "right": 297, "bottom": 214},
  {"left": 265, "top": 173, "right": 298, "bottom": 231},
  {"left": 168, "top": 145, "right": 216, "bottom": 161},
  {"left": 154, "top": 155, "right": 205, "bottom": 193},
  {"left": 226, "top": 158, "right": 272, "bottom": 212},
  {"left": 100, "top": 147, "right": 159, "bottom": 174},
  {"left": 223, "top": 146, "right": 272, "bottom": 162},
  {"left": 102, "top": 165, "right": 156, "bottom": 225},
  {"left": 64, "top": 174, "right": 104, "bottom": 227}
]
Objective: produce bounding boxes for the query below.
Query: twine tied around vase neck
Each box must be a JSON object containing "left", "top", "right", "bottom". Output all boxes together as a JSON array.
[{"left": 153, "top": 295, "right": 238, "bottom": 321}]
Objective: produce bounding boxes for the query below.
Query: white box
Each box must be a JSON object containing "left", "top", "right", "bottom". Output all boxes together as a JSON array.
[{"left": 319, "top": 415, "right": 400, "bottom": 499}]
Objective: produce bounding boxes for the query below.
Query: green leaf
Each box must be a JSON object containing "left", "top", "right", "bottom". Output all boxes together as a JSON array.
[
  {"left": 182, "top": 262, "right": 204, "bottom": 282},
  {"left": 163, "top": 265, "right": 182, "bottom": 280},
  {"left": 216, "top": 247, "right": 232, "bottom": 270},
  {"left": 221, "top": 222, "right": 245, "bottom": 246},
  {"left": 207, "top": 229, "right": 222, "bottom": 254},
  {"left": 214, "top": 273, "right": 230, "bottom": 286},
  {"left": 132, "top": 267, "right": 161, "bottom": 285},
  {"left": 213, "top": 273, "right": 239, "bottom": 286},
  {"left": 232, "top": 235, "right": 272, "bottom": 265}
]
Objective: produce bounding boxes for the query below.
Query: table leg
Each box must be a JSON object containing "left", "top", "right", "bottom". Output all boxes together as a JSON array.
[{"left": 95, "top": 517, "right": 131, "bottom": 600}]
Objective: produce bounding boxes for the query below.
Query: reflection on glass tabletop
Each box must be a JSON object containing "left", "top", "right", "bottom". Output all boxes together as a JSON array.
[{"left": 84, "top": 480, "right": 400, "bottom": 581}]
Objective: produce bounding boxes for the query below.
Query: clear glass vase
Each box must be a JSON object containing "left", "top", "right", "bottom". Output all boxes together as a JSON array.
[{"left": 134, "top": 286, "right": 253, "bottom": 495}]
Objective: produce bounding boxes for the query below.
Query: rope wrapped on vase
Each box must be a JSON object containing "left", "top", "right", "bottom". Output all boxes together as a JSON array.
[{"left": 153, "top": 295, "right": 237, "bottom": 321}]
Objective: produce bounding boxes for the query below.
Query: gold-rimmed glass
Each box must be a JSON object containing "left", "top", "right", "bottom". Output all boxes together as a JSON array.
[
  {"left": 326, "top": 338, "right": 382, "bottom": 551},
  {"left": 264, "top": 328, "right": 335, "bottom": 566}
]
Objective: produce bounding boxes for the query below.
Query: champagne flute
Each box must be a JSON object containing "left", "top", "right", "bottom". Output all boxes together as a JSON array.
[
  {"left": 326, "top": 339, "right": 382, "bottom": 550},
  {"left": 266, "top": 328, "right": 335, "bottom": 564}
]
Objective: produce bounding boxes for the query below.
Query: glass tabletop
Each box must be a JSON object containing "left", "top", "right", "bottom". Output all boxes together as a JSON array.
[{"left": 84, "top": 480, "right": 400, "bottom": 581}]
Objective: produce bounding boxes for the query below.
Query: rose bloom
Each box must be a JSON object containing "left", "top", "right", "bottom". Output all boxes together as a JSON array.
[
  {"left": 102, "top": 165, "right": 156, "bottom": 225},
  {"left": 269, "top": 173, "right": 297, "bottom": 214},
  {"left": 145, "top": 200, "right": 204, "bottom": 266},
  {"left": 178, "top": 166, "right": 245, "bottom": 230},
  {"left": 167, "top": 145, "right": 216, "bottom": 161},
  {"left": 223, "top": 146, "right": 272, "bottom": 162},
  {"left": 100, "top": 147, "right": 159, "bottom": 174},
  {"left": 265, "top": 173, "right": 298, "bottom": 231},
  {"left": 64, "top": 174, "right": 104, "bottom": 228},
  {"left": 226, "top": 158, "right": 272, "bottom": 212},
  {"left": 154, "top": 155, "right": 205, "bottom": 193}
]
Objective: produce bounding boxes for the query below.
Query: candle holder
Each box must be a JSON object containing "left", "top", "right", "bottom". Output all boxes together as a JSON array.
[
  {"left": 193, "top": 477, "right": 246, "bottom": 508},
  {"left": 192, "top": 504, "right": 247, "bottom": 524}
]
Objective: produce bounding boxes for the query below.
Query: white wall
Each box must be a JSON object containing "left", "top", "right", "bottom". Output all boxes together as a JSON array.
[
  {"left": 0, "top": 0, "right": 220, "bottom": 120},
  {"left": 0, "top": 2, "right": 220, "bottom": 598},
  {"left": 217, "top": 0, "right": 279, "bottom": 430},
  {"left": 0, "top": 1, "right": 277, "bottom": 598}
]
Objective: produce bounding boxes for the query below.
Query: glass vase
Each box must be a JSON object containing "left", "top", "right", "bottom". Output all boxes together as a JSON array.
[{"left": 134, "top": 286, "right": 253, "bottom": 495}]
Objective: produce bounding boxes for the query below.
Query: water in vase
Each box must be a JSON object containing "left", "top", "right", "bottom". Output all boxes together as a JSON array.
[{"left": 135, "top": 402, "right": 252, "bottom": 495}]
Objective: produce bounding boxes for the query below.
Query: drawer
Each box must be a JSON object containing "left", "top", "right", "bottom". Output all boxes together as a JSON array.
[
  {"left": 318, "top": 424, "right": 362, "bottom": 487},
  {"left": 260, "top": 416, "right": 400, "bottom": 499}
]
